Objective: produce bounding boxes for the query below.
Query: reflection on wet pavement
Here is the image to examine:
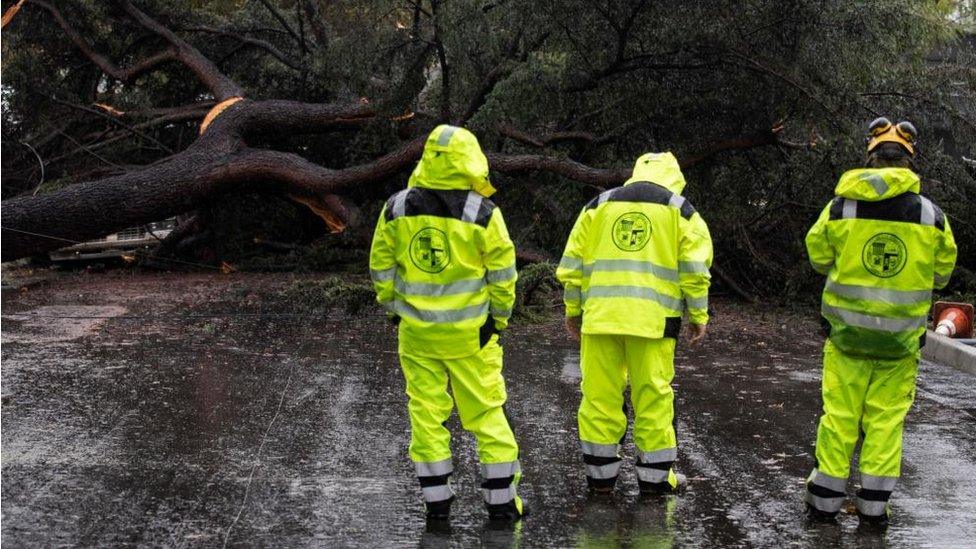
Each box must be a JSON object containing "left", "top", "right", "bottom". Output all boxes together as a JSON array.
[{"left": 2, "top": 284, "right": 975, "bottom": 547}]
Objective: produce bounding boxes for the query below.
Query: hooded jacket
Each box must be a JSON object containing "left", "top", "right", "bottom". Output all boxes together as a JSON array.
[
  {"left": 556, "top": 152, "right": 713, "bottom": 339},
  {"left": 806, "top": 167, "right": 957, "bottom": 358},
  {"left": 369, "top": 125, "right": 517, "bottom": 359}
]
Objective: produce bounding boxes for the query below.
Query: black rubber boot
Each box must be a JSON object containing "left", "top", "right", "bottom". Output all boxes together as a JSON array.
[
  {"left": 805, "top": 502, "right": 839, "bottom": 523},
  {"left": 425, "top": 496, "right": 455, "bottom": 521},
  {"left": 487, "top": 499, "right": 526, "bottom": 522},
  {"left": 857, "top": 509, "right": 890, "bottom": 531}
]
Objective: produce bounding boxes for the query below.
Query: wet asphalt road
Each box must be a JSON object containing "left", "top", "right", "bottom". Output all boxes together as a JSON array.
[{"left": 2, "top": 275, "right": 975, "bottom": 547}]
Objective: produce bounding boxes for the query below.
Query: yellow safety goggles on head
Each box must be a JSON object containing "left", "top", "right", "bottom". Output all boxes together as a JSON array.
[{"left": 866, "top": 117, "right": 917, "bottom": 156}]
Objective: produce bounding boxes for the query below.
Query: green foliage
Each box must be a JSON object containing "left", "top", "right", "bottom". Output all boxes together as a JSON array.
[
  {"left": 514, "top": 261, "right": 560, "bottom": 321},
  {"left": 1, "top": 0, "right": 973, "bottom": 297},
  {"left": 279, "top": 277, "right": 376, "bottom": 315}
]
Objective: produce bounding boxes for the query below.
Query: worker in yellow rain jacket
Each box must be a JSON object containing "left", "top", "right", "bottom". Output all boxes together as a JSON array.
[
  {"left": 369, "top": 125, "right": 525, "bottom": 522},
  {"left": 556, "top": 152, "right": 713, "bottom": 496},
  {"left": 804, "top": 118, "right": 957, "bottom": 527}
]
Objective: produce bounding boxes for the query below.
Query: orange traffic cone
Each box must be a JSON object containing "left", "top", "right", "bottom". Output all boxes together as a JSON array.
[{"left": 932, "top": 302, "right": 974, "bottom": 338}]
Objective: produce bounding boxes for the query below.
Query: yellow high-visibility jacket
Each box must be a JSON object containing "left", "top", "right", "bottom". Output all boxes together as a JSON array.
[
  {"left": 557, "top": 152, "right": 713, "bottom": 339},
  {"left": 806, "top": 167, "right": 957, "bottom": 358},
  {"left": 369, "top": 125, "right": 517, "bottom": 359}
]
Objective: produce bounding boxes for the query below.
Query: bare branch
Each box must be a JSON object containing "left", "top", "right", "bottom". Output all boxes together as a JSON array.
[{"left": 183, "top": 26, "right": 302, "bottom": 70}]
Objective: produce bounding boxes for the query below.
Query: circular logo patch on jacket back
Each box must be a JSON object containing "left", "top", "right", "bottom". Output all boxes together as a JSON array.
[
  {"left": 862, "top": 233, "right": 907, "bottom": 278},
  {"left": 410, "top": 227, "right": 451, "bottom": 273},
  {"left": 612, "top": 212, "right": 651, "bottom": 251}
]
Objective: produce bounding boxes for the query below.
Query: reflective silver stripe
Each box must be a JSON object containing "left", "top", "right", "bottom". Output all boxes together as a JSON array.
[
  {"left": 934, "top": 273, "right": 951, "bottom": 286},
  {"left": 825, "top": 279, "right": 931, "bottom": 305},
  {"left": 806, "top": 492, "right": 845, "bottom": 513},
  {"left": 370, "top": 267, "right": 396, "bottom": 282},
  {"left": 564, "top": 286, "right": 582, "bottom": 303},
  {"left": 919, "top": 196, "right": 936, "bottom": 226},
  {"left": 482, "top": 486, "right": 516, "bottom": 505},
  {"left": 490, "top": 305, "right": 513, "bottom": 319},
  {"left": 861, "top": 173, "right": 890, "bottom": 196},
  {"left": 396, "top": 277, "right": 485, "bottom": 296},
  {"left": 481, "top": 461, "right": 520, "bottom": 479},
  {"left": 583, "top": 259, "right": 679, "bottom": 282},
  {"left": 668, "top": 194, "right": 686, "bottom": 210},
  {"left": 597, "top": 190, "right": 613, "bottom": 205},
  {"left": 580, "top": 440, "right": 619, "bottom": 458},
  {"left": 422, "top": 484, "right": 454, "bottom": 502},
  {"left": 685, "top": 295, "right": 708, "bottom": 310},
  {"left": 461, "top": 191, "right": 483, "bottom": 223},
  {"left": 391, "top": 189, "right": 410, "bottom": 218},
  {"left": 821, "top": 304, "right": 926, "bottom": 333},
  {"left": 585, "top": 462, "right": 621, "bottom": 480},
  {"left": 416, "top": 459, "right": 453, "bottom": 477},
  {"left": 860, "top": 473, "right": 897, "bottom": 492},
  {"left": 437, "top": 125, "right": 458, "bottom": 146},
  {"left": 636, "top": 466, "right": 669, "bottom": 483},
  {"left": 678, "top": 260, "right": 709, "bottom": 275},
  {"left": 584, "top": 285, "right": 683, "bottom": 311},
  {"left": 809, "top": 468, "right": 847, "bottom": 492},
  {"left": 486, "top": 265, "right": 517, "bottom": 283},
  {"left": 842, "top": 198, "right": 857, "bottom": 219},
  {"left": 393, "top": 300, "right": 488, "bottom": 323},
  {"left": 558, "top": 255, "right": 583, "bottom": 272},
  {"left": 811, "top": 260, "right": 834, "bottom": 274},
  {"left": 856, "top": 498, "right": 888, "bottom": 517},
  {"left": 638, "top": 447, "right": 677, "bottom": 464}
]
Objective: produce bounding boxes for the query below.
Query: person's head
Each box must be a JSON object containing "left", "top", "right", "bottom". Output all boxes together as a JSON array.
[{"left": 865, "top": 117, "right": 918, "bottom": 169}]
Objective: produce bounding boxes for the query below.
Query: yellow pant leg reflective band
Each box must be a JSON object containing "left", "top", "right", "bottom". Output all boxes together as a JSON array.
[
  {"left": 481, "top": 461, "right": 521, "bottom": 479},
  {"left": 636, "top": 465, "right": 670, "bottom": 483},
  {"left": 421, "top": 484, "right": 454, "bottom": 502},
  {"left": 580, "top": 441, "right": 619, "bottom": 457},
  {"left": 415, "top": 458, "right": 453, "bottom": 477},
  {"left": 638, "top": 447, "right": 677, "bottom": 463},
  {"left": 482, "top": 486, "right": 516, "bottom": 504},
  {"left": 860, "top": 473, "right": 898, "bottom": 491},
  {"left": 855, "top": 498, "right": 889, "bottom": 516}
]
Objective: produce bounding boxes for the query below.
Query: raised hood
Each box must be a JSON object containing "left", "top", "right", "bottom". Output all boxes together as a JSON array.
[
  {"left": 407, "top": 125, "right": 496, "bottom": 196},
  {"left": 834, "top": 167, "right": 920, "bottom": 201},
  {"left": 625, "top": 152, "right": 687, "bottom": 195}
]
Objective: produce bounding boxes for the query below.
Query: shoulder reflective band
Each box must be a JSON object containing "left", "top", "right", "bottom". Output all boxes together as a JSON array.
[
  {"left": 393, "top": 300, "right": 488, "bottom": 322},
  {"left": 461, "top": 191, "right": 483, "bottom": 223},
  {"left": 391, "top": 189, "right": 411, "bottom": 218},
  {"left": 486, "top": 264, "right": 517, "bottom": 283},
  {"left": 821, "top": 304, "right": 925, "bottom": 332},
  {"left": 919, "top": 197, "right": 936, "bottom": 226},
  {"left": 583, "top": 259, "right": 679, "bottom": 282},
  {"left": 825, "top": 279, "right": 931, "bottom": 305},
  {"left": 395, "top": 277, "right": 485, "bottom": 296},
  {"left": 842, "top": 198, "right": 857, "bottom": 219},
  {"left": 861, "top": 173, "right": 890, "bottom": 196},
  {"left": 437, "top": 125, "right": 458, "bottom": 145},
  {"left": 668, "top": 194, "right": 686, "bottom": 210},
  {"left": 584, "top": 285, "right": 683, "bottom": 311}
]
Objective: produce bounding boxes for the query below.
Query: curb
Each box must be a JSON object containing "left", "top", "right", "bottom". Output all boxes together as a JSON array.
[{"left": 922, "top": 330, "right": 976, "bottom": 375}]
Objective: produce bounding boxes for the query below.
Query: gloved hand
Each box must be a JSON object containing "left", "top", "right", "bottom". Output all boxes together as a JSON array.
[{"left": 479, "top": 318, "right": 498, "bottom": 348}]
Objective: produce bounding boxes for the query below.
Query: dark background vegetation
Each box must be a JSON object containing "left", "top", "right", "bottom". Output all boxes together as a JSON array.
[{"left": 2, "top": 0, "right": 974, "bottom": 303}]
